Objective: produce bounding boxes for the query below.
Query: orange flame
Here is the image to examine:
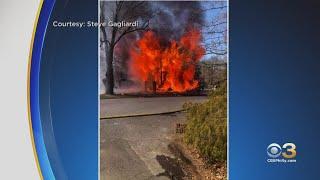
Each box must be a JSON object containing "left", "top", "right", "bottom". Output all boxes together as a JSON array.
[{"left": 129, "top": 29, "right": 204, "bottom": 93}]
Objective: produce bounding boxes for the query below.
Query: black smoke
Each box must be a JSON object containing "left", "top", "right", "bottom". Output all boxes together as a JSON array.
[{"left": 149, "top": 1, "right": 204, "bottom": 41}]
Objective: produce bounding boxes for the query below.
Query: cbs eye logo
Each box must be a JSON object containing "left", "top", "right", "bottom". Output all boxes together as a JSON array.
[{"left": 267, "top": 143, "right": 297, "bottom": 159}]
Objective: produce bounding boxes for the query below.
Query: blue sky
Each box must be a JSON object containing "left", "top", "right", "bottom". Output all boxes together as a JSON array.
[{"left": 201, "top": 1, "right": 228, "bottom": 60}]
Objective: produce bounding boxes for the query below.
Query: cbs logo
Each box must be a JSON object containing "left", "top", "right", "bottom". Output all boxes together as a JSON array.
[{"left": 267, "top": 143, "right": 297, "bottom": 159}]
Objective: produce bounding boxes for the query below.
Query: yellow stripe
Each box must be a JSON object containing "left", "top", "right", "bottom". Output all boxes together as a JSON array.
[{"left": 27, "top": 0, "right": 44, "bottom": 179}]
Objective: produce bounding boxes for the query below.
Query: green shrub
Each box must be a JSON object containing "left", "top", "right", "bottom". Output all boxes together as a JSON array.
[{"left": 183, "top": 81, "right": 227, "bottom": 163}]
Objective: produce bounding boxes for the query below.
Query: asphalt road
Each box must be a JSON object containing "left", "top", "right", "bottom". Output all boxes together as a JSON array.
[
  {"left": 100, "top": 96, "right": 207, "bottom": 180},
  {"left": 100, "top": 96, "right": 207, "bottom": 118}
]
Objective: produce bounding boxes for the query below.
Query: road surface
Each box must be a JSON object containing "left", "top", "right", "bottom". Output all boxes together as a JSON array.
[
  {"left": 100, "top": 96, "right": 207, "bottom": 118},
  {"left": 100, "top": 96, "right": 207, "bottom": 180}
]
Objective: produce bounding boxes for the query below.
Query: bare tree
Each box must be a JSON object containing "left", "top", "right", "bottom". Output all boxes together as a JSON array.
[
  {"left": 179, "top": 1, "right": 227, "bottom": 57},
  {"left": 200, "top": 1, "right": 228, "bottom": 57},
  {"left": 100, "top": 1, "right": 151, "bottom": 94}
]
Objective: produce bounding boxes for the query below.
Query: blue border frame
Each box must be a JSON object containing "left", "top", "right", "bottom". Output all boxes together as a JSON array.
[{"left": 30, "top": 0, "right": 56, "bottom": 179}]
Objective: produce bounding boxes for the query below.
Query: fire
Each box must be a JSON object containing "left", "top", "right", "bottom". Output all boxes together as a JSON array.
[{"left": 129, "top": 29, "right": 205, "bottom": 93}]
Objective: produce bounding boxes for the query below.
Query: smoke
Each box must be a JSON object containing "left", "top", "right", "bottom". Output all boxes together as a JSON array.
[
  {"left": 149, "top": 1, "right": 204, "bottom": 41},
  {"left": 114, "top": 84, "right": 144, "bottom": 95},
  {"left": 115, "top": 1, "right": 204, "bottom": 54}
]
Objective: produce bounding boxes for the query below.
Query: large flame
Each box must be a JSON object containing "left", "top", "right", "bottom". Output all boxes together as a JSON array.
[{"left": 129, "top": 29, "right": 205, "bottom": 93}]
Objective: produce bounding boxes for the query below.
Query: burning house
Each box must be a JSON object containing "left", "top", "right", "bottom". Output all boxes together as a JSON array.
[{"left": 129, "top": 29, "right": 205, "bottom": 94}]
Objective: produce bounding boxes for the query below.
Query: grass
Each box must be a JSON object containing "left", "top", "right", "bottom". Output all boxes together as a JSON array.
[{"left": 183, "top": 81, "right": 227, "bottom": 164}]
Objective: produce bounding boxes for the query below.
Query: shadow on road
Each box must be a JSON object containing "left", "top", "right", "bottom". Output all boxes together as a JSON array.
[{"left": 156, "top": 155, "right": 185, "bottom": 180}]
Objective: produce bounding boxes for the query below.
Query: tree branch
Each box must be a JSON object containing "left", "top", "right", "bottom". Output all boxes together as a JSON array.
[
  {"left": 114, "top": 20, "right": 149, "bottom": 45},
  {"left": 201, "top": 6, "right": 227, "bottom": 12},
  {"left": 202, "top": 30, "right": 227, "bottom": 34},
  {"left": 204, "top": 51, "right": 227, "bottom": 56}
]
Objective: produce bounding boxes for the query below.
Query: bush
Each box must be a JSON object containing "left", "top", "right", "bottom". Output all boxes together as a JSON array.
[{"left": 183, "top": 81, "right": 227, "bottom": 163}]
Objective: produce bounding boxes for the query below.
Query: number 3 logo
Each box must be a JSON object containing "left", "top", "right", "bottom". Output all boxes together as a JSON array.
[{"left": 282, "top": 143, "right": 297, "bottom": 159}]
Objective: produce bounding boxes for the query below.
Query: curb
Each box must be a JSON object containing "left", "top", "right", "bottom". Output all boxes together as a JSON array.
[{"left": 100, "top": 109, "right": 184, "bottom": 120}]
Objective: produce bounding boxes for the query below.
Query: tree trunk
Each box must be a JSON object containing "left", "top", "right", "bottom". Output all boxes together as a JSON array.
[
  {"left": 104, "top": 5, "right": 118, "bottom": 95},
  {"left": 105, "top": 25, "right": 117, "bottom": 94},
  {"left": 105, "top": 45, "right": 115, "bottom": 95}
]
